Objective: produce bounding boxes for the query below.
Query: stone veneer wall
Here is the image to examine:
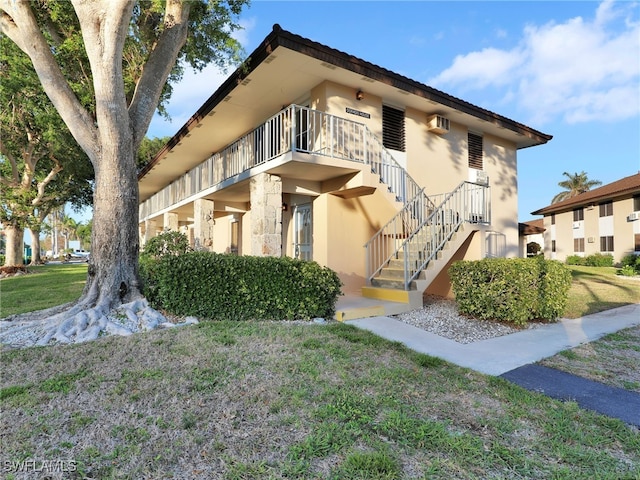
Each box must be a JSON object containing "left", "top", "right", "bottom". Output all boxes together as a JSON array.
[{"left": 250, "top": 173, "right": 282, "bottom": 256}]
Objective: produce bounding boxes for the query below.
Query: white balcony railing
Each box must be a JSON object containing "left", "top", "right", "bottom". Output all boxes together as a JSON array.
[{"left": 139, "top": 105, "right": 425, "bottom": 220}]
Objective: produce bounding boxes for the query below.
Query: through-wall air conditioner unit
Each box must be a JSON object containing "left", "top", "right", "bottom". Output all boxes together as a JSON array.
[
  {"left": 628, "top": 212, "right": 640, "bottom": 221},
  {"left": 473, "top": 170, "right": 489, "bottom": 186},
  {"left": 573, "top": 221, "right": 581, "bottom": 229},
  {"left": 427, "top": 114, "right": 450, "bottom": 134}
]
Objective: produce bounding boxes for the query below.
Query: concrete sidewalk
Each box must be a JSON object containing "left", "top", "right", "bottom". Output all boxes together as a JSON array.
[
  {"left": 346, "top": 303, "right": 640, "bottom": 376},
  {"left": 346, "top": 303, "right": 640, "bottom": 426}
]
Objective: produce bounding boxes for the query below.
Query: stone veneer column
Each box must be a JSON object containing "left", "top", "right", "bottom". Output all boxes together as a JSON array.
[
  {"left": 250, "top": 173, "right": 282, "bottom": 256},
  {"left": 193, "top": 198, "right": 214, "bottom": 251},
  {"left": 163, "top": 212, "right": 179, "bottom": 232},
  {"left": 143, "top": 219, "right": 157, "bottom": 246}
]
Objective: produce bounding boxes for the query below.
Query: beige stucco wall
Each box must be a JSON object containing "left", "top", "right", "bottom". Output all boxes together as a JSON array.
[
  {"left": 141, "top": 77, "right": 530, "bottom": 296},
  {"left": 543, "top": 196, "right": 639, "bottom": 263}
]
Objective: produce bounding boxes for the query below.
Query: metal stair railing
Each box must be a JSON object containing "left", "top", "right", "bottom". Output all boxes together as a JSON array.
[{"left": 365, "top": 181, "right": 490, "bottom": 290}]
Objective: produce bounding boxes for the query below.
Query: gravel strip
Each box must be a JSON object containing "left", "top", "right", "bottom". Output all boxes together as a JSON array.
[{"left": 393, "top": 296, "right": 545, "bottom": 344}]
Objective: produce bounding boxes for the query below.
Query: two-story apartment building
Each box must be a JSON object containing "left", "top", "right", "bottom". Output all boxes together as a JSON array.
[
  {"left": 138, "top": 25, "right": 552, "bottom": 310},
  {"left": 532, "top": 173, "right": 640, "bottom": 263}
]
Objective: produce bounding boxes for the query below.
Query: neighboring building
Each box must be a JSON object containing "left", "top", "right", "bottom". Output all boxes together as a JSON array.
[
  {"left": 531, "top": 173, "right": 640, "bottom": 263},
  {"left": 519, "top": 219, "right": 545, "bottom": 257},
  {"left": 138, "top": 25, "right": 551, "bottom": 310}
]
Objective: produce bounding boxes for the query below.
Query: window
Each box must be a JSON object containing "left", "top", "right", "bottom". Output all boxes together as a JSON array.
[
  {"left": 551, "top": 240, "right": 556, "bottom": 253},
  {"left": 382, "top": 105, "right": 405, "bottom": 151},
  {"left": 635, "top": 234, "right": 640, "bottom": 252},
  {"left": 600, "top": 236, "right": 614, "bottom": 252},
  {"left": 468, "top": 132, "right": 483, "bottom": 170},
  {"left": 574, "top": 238, "right": 584, "bottom": 252},
  {"left": 573, "top": 208, "right": 584, "bottom": 222},
  {"left": 550, "top": 214, "right": 555, "bottom": 225},
  {"left": 634, "top": 196, "right": 640, "bottom": 212},
  {"left": 599, "top": 201, "right": 613, "bottom": 217}
]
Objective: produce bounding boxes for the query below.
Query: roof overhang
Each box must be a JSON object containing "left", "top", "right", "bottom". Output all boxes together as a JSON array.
[{"left": 139, "top": 25, "right": 553, "bottom": 203}]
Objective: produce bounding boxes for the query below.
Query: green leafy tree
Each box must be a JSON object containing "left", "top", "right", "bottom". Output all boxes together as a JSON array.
[
  {"left": 0, "top": 1, "right": 247, "bottom": 336},
  {"left": 138, "top": 136, "right": 171, "bottom": 172},
  {"left": 551, "top": 171, "right": 602, "bottom": 204},
  {"left": 0, "top": 37, "right": 93, "bottom": 266}
]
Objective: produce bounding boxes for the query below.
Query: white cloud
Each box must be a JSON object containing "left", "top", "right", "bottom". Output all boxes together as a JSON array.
[
  {"left": 432, "top": 47, "right": 524, "bottom": 89},
  {"left": 429, "top": 0, "right": 640, "bottom": 125}
]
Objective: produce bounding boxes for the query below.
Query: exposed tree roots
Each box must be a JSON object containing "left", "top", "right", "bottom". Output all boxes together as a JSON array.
[{"left": 0, "top": 299, "right": 198, "bottom": 349}]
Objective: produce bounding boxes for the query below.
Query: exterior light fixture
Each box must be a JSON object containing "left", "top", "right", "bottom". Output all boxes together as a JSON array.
[{"left": 356, "top": 90, "right": 364, "bottom": 101}]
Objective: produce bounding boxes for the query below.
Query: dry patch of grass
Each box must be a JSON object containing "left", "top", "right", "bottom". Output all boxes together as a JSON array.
[
  {"left": 540, "top": 325, "right": 640, "bottom": 393},
  {"left": 2, "top": 321, "right": 639, "bottom": 479}
]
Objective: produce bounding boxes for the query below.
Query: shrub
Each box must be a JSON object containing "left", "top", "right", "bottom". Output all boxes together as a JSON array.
[
  {"left": 141, "top": 230, "right": 191, "bottom": 259},
  {"left": 620, "top": 254, "right": 640, "bottom": 273},
  {"left": 143, "top": 251, "right": 342, "bottom": 321},
  {"left": 618, "top": 265, "right": 637, "bottom": 277},
  {"left": 449, "top": 257, "right": 572, "bottom": 325},
  {"left": 565, "top": 255, "right": 585, "bottom": 266},
  {"left": 526, "top": 242, "right": 542, "bottom": 257},
  {"left": 584, "top": 253, "right": 614, "bottom": 267}
]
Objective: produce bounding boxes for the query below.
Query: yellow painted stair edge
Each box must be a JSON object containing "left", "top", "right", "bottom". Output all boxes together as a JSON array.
[{"left": 361, "top": 286, "right": 410, "bottom": 303}]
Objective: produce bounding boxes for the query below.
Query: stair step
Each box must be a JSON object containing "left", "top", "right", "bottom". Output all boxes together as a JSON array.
[{"left": 370, "top": 276, "right": 417, "bottom": 290}]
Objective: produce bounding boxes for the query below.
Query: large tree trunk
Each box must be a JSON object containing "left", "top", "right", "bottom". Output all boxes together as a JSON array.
[
  {"left": 83, "top": 138, "right": 142, "bottom": 308},
  {"left": 4, "top": 225, "right": 24, "bottom": 266},
  {"left": 28, "top": 227, "right": 45, "bottom": 265},
  {"left": 0, "top": 0, "right": 192, "bottom": 347}
]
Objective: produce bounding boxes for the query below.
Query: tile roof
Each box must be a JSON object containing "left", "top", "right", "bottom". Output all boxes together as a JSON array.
[
  {"left": 531, "top": 172, "right": 640, "bottom": 216},
  {"left": 519, "top": 219, "right": 545, "bottom": 235}
]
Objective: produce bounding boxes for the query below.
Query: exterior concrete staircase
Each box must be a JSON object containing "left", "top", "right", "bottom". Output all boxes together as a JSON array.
[{"left": 363, "top": 181, "right": 490, "bottom": 310}]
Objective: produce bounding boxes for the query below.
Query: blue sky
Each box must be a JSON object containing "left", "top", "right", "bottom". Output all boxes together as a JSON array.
[{"left": 145, "top": 0, "right": 639, "bottom": 222}]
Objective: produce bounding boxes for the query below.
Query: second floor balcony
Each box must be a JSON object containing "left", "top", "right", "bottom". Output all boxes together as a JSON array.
[{"left": 139, "top": 105, "right": 423, "bottom": 220}]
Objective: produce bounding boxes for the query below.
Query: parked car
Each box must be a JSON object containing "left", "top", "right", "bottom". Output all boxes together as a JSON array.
[{"left": 71, "top": 249, "right": 91, "bottom": 261}]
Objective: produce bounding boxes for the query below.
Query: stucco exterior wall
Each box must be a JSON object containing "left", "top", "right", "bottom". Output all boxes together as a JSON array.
[
  {"left": 140, "top": 76, "right": 531, "bottom": 296},
  {"left": 543, "top": 196, "right": 639, "bottom": 263}
]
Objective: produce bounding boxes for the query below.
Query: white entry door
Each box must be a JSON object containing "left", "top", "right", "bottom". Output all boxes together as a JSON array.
[{"left": 293, "top": 203, "right": 312, "bottom": 260}]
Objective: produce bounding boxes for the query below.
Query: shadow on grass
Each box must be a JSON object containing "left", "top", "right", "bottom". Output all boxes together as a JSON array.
[{"left": 565, "top": 266, "right": 640, "bottom": 318}]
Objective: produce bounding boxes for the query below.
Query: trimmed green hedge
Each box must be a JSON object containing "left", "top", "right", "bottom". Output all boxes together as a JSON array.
[
  {"left": 141, "top": 251, "right": 342, "bottom": 321},
  {"left": 566, "top": 253, "right": 614, "bottom": 267},
  {"left": 449, "top": 258, "right": 572, "bottom": 325}
]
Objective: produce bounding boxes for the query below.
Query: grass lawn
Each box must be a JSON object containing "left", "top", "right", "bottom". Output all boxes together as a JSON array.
[
  {"left": 540, "top": 325, "right": 640, "bottom": 393},
  {"left": 0, "top": 263, "right": 87, "bottom": 318},
  {"left": 564, "top": 266, "right": 640, "bottom": 318},
  {"left": 0, "top": 262, "right": 639, "bottom": 478},
  {"left": 2, "top": 321, "right": 639, "bottom": 479}
]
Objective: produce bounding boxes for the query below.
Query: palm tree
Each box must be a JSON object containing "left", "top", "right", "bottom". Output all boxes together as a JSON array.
[
  {"left": 77, "top": 219, "right": 92, "bottom": 251},
  {"left": 551, "top": 171, "right": 602, "bottom": 204},
  {"left": 59, "top": 214, "right": 80, "bottom": 253}
]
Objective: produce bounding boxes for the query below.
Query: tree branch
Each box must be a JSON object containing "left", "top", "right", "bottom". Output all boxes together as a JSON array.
[
  {"left": 0, "top": 137, "right": 20, "bottom": 183},
  {"left": 128, "top": 0, "right": 192, "bottom": 148},
  {"left": 0, "top": 0, "right": 98, "bottom": 163},
  {"left": 32, "top": 160, "right": 64, "bottom": 207}
]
